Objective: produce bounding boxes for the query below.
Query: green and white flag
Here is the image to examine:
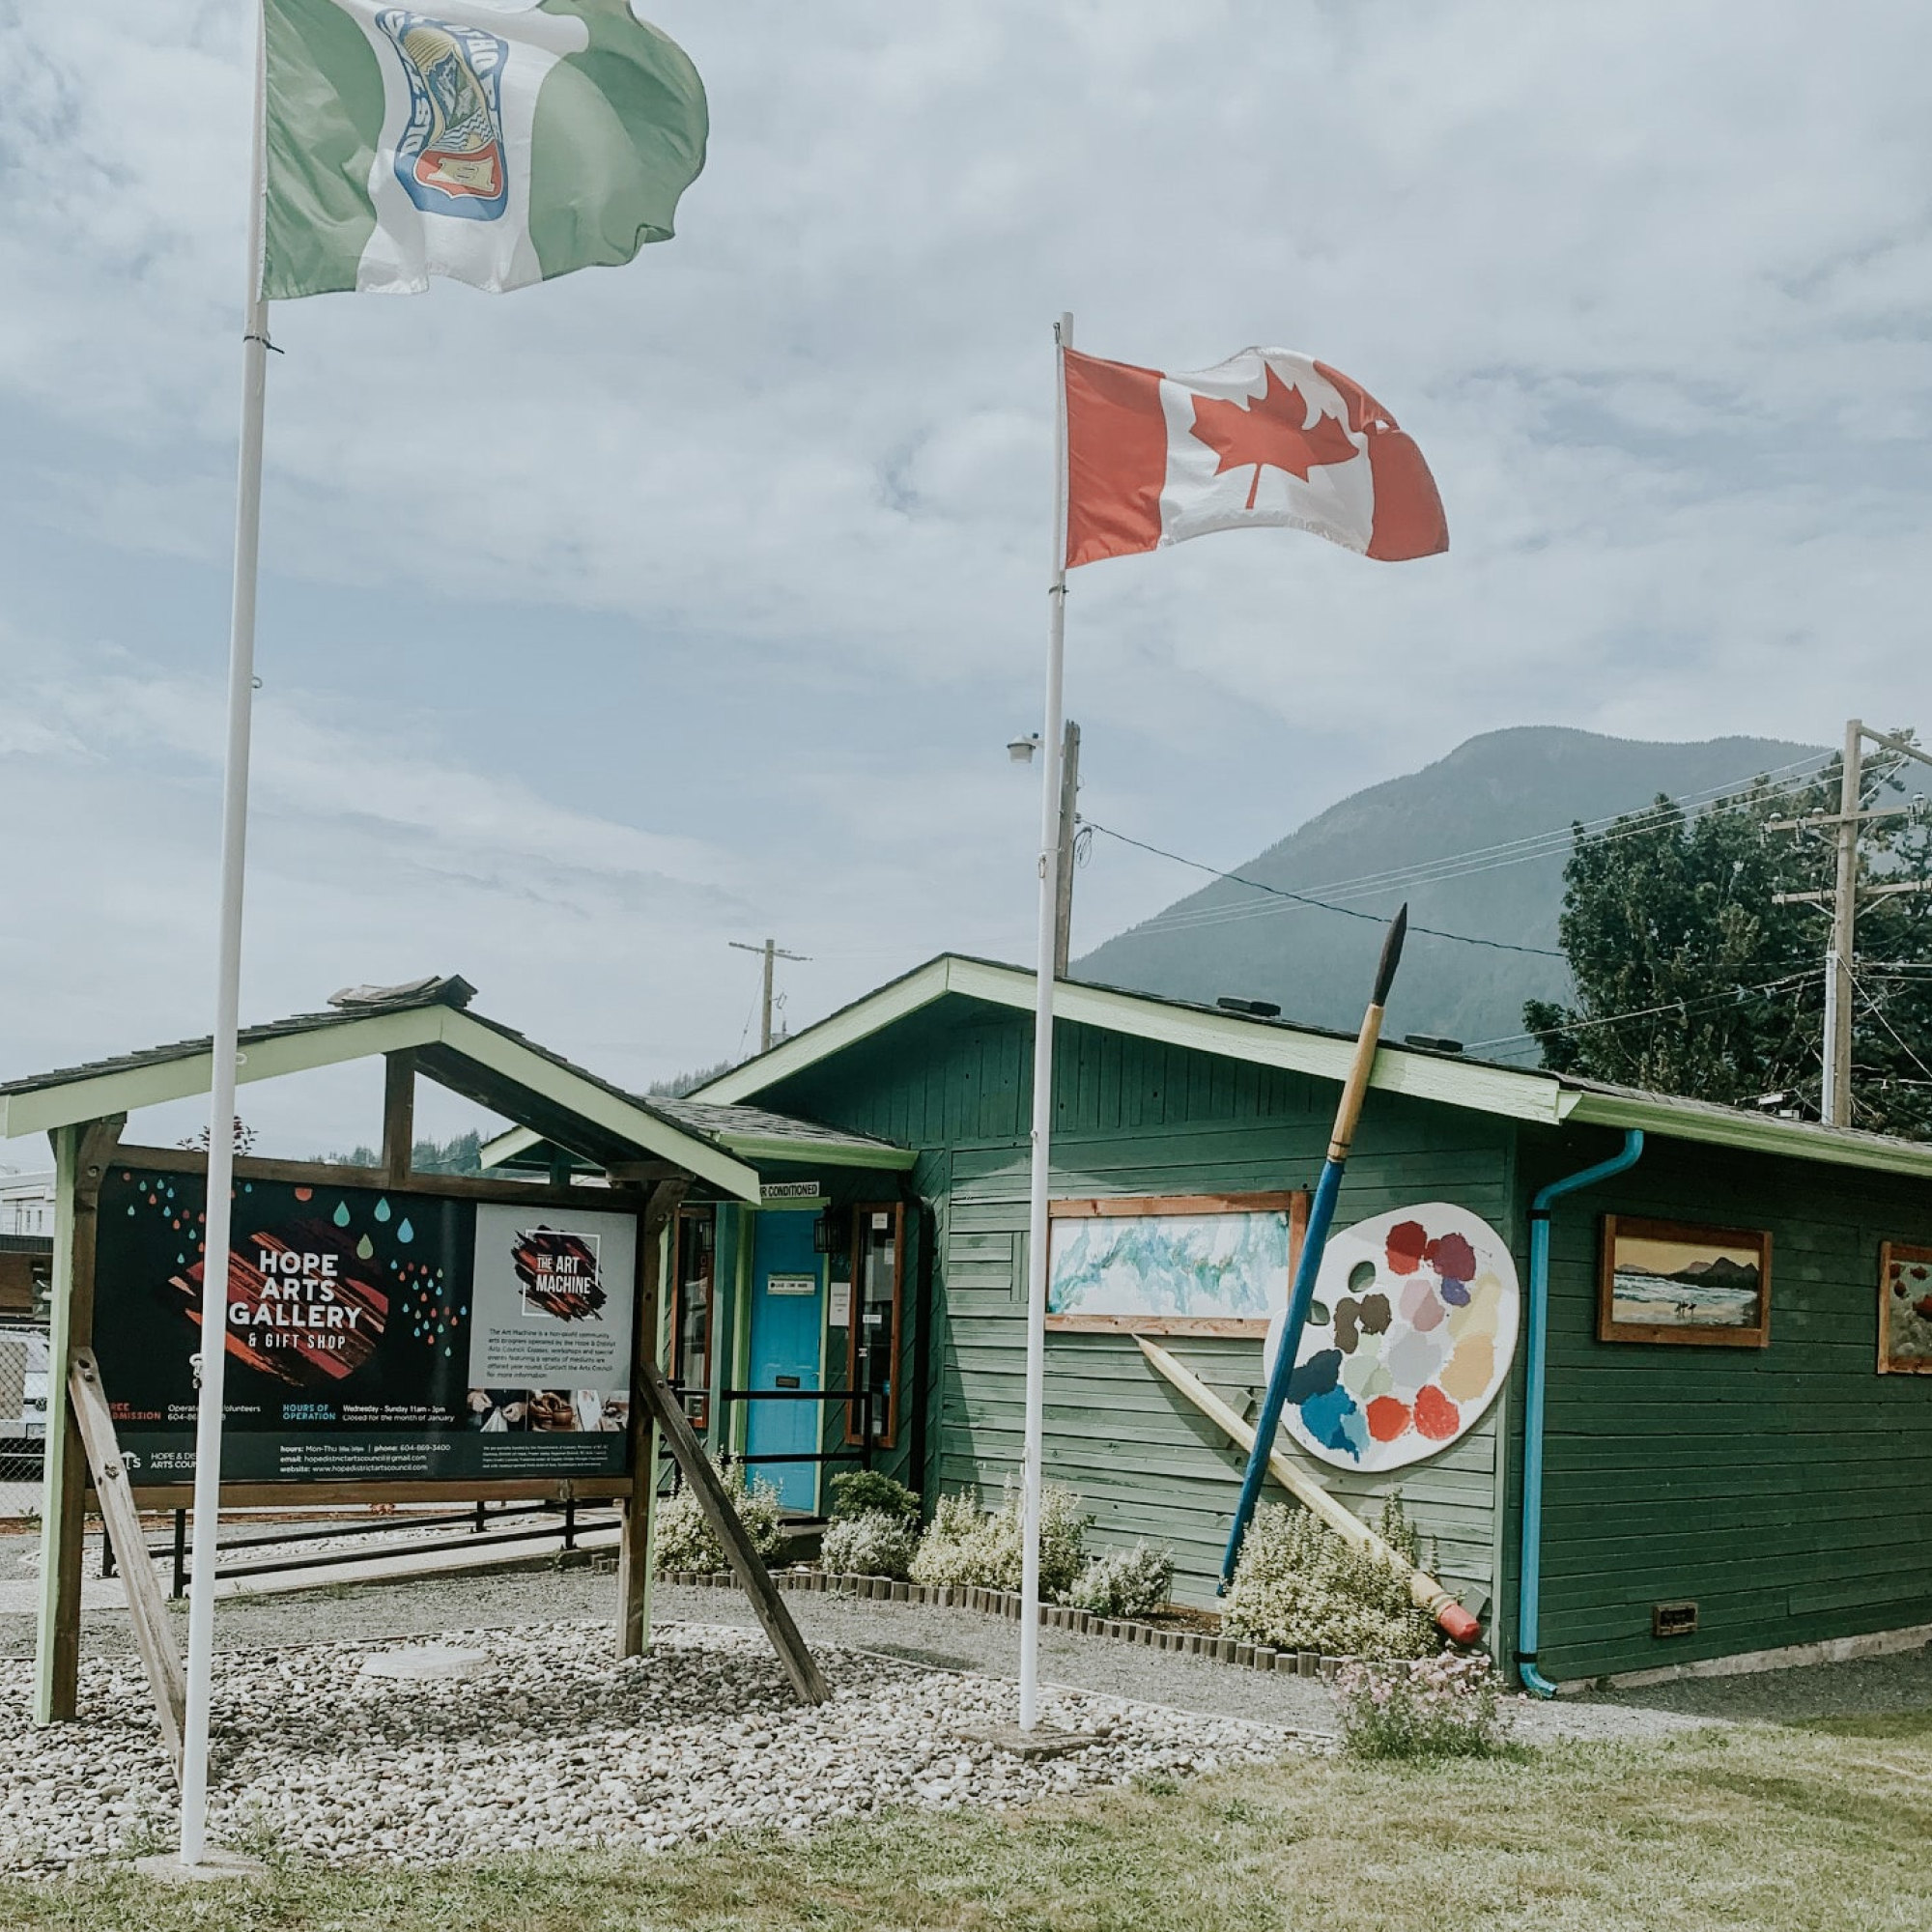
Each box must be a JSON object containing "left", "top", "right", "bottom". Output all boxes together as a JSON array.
[{"left": 262, "top": 0, "right": 707, "bottom": 298}]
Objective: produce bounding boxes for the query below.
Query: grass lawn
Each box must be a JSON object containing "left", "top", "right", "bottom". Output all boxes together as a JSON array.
[{"left": 2, "top": 1712, "right": 1927, "bottom": 1932}]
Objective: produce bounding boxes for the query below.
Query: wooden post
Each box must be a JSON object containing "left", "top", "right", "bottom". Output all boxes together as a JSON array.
[
  {"left": 381, "top": 1051, "right": 415, "bottom": 1182},
  {"left": 634, "top": 1349, "right": 830, "bottom": 1705},
  {"left": 67, "top": 1349, "right": 185, "bottom": 1773},
  {"left": 35, "top": 1115, "right": 125, "bottom": 1725},
  {"left": 618, "top": 1179, "right": 686, "bottom": 1657}
]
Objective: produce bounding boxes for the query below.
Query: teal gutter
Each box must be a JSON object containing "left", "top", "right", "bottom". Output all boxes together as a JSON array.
[{"left": 1517, "top": 1130, "right": 1644, "bottom": 1698}]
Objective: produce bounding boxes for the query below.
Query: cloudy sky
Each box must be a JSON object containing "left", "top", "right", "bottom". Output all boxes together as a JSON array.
[{"left": 5, "top": 1, "right": 1932, "bottom": 1159}]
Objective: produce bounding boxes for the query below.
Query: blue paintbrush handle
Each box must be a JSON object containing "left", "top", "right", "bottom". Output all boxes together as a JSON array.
[{"left": 1218, "top": 1153, "right": 1345, "bottom": 1590}]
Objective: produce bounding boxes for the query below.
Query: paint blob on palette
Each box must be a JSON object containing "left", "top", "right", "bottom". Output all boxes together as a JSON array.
[{"left": 1264, "top": 1203, "right": 1520, "bottom": 1472}]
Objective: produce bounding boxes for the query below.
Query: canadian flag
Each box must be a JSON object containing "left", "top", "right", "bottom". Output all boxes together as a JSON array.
[{"left": 1063, "top": 346, "right": 1447, "bottom": 570}]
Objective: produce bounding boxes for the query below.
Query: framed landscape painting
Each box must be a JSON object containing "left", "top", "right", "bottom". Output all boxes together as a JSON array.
[
  {"left": 1598, "top": 1215, "right": 1772, "bottom": 1349},
  {"left": 1878, "top": 1242, "right": 1932, "bottom": 1375},
  {"left": 1045, "top": 1191, "right": 1306, "bottom": 1335}
]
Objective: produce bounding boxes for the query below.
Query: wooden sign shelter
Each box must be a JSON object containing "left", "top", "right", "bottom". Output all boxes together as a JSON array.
[{"left": 0, "top": 975, "right": 830, "bottom": 1750}]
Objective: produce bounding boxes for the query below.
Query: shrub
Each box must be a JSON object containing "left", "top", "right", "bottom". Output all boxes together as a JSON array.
[
  {"left": 827, "top": 1469, "right": 921, "bottom": 1524},
  {"left": 653, "top": 1460, "right": 785, "bottom": 1575},
  {"left": 820, "top": 1508, "right": 921, "bottom": 1580},
  {"left": 908, "top": 1478, "right": 1088, "bottom": 1601},
  {"left": 1335, "top": 1652, "right": 1512, "bottom": 1760},
  {"left": 1067, "top": 1540, "right": 1176, "bottom": 1620},
  {"left": 1221, "top": 1495, "right": 1436, "bottom": 1661}
]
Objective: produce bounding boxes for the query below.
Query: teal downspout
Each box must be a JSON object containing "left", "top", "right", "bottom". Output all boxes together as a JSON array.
[{"left": 1518, "top": 1130, "right": 1643, "bottom": 1698}]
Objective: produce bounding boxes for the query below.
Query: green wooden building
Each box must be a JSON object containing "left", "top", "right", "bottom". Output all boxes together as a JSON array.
[{"left": 491, "top": 953, "right": 1932, "bottom": 1689}]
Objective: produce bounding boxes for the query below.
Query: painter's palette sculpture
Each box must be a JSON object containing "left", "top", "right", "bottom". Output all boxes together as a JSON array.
[{"left": 1264, "top": 1204, "right": 1519, "bottom": 1471}]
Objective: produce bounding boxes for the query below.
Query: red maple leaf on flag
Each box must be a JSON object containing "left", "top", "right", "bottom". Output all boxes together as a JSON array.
[{"left": 1189, "top": 365, "right": 1358, "bottom": 509}]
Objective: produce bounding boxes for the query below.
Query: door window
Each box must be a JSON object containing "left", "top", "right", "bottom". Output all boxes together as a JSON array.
[{"left": 846, "top": 1203, "right": 903, "bottom": 1448}]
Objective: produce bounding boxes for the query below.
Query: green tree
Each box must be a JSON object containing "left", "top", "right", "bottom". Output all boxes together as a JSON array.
[{"left": 1526, "top": 747, "right": 1932, "bottom": 1139}]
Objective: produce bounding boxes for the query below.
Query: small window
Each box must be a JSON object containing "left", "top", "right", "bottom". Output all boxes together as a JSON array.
[
  {"left": 670, "top": 1209, "right": 717, "bottom": 1430},
  {"left": 845, "top": 1203, "right": 903, "bottom": 1448}
]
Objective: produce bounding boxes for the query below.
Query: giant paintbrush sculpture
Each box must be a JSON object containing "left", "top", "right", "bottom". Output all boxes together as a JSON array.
[{"left": 1216, "top": 903, "right": 1476, "bottom": 1644}]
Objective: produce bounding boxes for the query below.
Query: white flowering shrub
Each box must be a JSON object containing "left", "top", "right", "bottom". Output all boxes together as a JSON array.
[
  {"left": 653, "top": 1460, "right": 785, "bottom": 1575},
  {"left": 1334, "top": 1652, "right": 1511, "bottom": 1760},
  {"left": 820, "top": 1508, "right": 921, "bottom": 1580},
  {"left": 1221, "top": 1496, "right": 1436, "bottom": 1660},
  {"left": 909, "top": 1479, "right": 1088, "bottom": 1601},
  {"left": 1067, "top": 1540, "right": 1176, "bottom": 1619}
]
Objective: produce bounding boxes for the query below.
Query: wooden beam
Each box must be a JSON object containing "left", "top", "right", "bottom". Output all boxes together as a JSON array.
[
  {"left": 67, "top": 1350, "right": 185, "bottom": 1775},
  {"left": 123, "top": 1477, "right": 632, "bottom": 1509},
  {"left": 112, "top": 1144, "right": 611, "bottom": 1210},
  {"left": 35, "top": 1115, "right": 124, "bottom": 1725},
  {"left": 618, "top": 1179, "right": 686, "bottom": 1658},
  {"left": 382, "top": 1051, "right": 416, "bottom": 1182},
  {"left": 633, "top": 1355, "right": 829, "bottom": 1705}
]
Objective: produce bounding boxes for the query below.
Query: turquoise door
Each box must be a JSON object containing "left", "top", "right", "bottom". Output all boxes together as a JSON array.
[{"left": 744, "top": 1212, "right": 824, "bottom": 1512}]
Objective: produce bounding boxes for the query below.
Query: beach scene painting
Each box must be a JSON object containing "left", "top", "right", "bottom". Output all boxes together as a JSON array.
[
  {"left": 1045, "top": 1193, "right": 1296, "bottom": 1333},
  {"left": 1599, "top": 1216, "right": 1771, "bottom": 1348}
]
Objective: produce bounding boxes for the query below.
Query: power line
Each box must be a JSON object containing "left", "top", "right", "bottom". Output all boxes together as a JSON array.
[
  {"left": 1111, "top": 757, "right": 1843, "bottom": 947},
  {"left": 1081, "top": 820, "right": 1567, "bottom": 958},
  {"left": 1463, "top": 968, "right": 1822, "bottom": 1055}
]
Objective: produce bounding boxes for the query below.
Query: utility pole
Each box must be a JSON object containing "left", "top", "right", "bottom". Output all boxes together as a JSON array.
[
  {"left": 729, "top": 937, "right": 810, "bottom": 1053},
  {"left": 1053, "top": 719, "right": 1081, "bottom": 978},
  {"left": 1769, "top": 719, "right": 1932, "bottom": 1126}
]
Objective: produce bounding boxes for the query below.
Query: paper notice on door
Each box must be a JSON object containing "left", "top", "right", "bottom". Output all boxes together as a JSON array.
[{"left": 829, "top": 1280, "right": 852, "bottom": 1325}]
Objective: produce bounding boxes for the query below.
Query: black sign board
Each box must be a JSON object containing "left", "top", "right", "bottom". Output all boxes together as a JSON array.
[{"left": 94, "top": 1165, "right": 639, "bottom": 1486}]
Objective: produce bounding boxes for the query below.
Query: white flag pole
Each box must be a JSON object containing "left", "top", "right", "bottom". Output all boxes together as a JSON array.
[
  {"left": 1018, "top": 312, "right": 1072, "bottom": 1732},
  {"left": 180, "top": 2, "right": 271, "bottom": 1867}
]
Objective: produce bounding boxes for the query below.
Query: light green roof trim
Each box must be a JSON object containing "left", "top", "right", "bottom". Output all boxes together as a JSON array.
[
  {"left": 439, "top": 1013, "right": 759, "bottom": 1201},
  {"left": 480, "top": 1124, "right": 544, "bottom": 1170},
  {"left": 0, "top": 1006, "right": 447, "bottom": 1142},
  {"left": 479, "top": 1119, "right": 919, "bottom": 1176},
  {"left": 719, "top": 1131, "right": 918, "bottom": 1172},
  {"left": 696, "top": 954, "right": 1568, "bottom": 1129},
  {"left": 694, "top": 952, "right": 1932, "bottom": 1182},
  {"left": 691, "top": 959, "right": 956, "bottom": 1104},
  {"left": 1564, "top": 1088, "right": 1932, "bottom": 1179}
]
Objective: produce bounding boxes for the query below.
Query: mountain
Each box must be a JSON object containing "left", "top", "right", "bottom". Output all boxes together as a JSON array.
[{"left": 1074, "top": 726, "right": 1822, "bottom": 1060}]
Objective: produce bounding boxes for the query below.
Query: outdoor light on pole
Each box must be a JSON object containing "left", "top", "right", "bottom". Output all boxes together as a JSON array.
[{"left": 1008, "top": 719, "right": 1082, "bottom": 979}]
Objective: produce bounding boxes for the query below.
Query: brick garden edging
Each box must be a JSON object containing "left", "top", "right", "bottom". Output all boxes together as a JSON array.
[{"left": 657, "top": 1567, "right": 1358, "bottom": 1682}]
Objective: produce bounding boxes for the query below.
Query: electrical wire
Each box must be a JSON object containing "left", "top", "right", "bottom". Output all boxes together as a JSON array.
[
  {"left": 1107, "top": 759, "right": 1846, "bottom": 946},
  {"left": 1463, "top": 968, "right": 1823, "bottom": 1054},
  {"left": 1080, "top": 820, "right": 1568, "bottom": 957}
]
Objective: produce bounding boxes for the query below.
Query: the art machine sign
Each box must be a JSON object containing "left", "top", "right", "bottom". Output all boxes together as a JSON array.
[{"left": 94, "top": 1168, "right": 637, "bottom": 1486}]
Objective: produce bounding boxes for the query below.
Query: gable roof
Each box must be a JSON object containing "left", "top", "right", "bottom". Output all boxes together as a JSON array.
[
  {"left": 691, "top": 954, "right": 1932, "bottom": 1182},
  {"left": 481, "top": 1097, "right": 918, "bottom": 1176},
  {"left": 0, "top": 976, "right": 767, "bottom": 1200}
]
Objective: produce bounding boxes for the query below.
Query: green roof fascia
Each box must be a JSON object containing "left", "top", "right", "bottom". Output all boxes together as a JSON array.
[
  {"left": 1561, "top": 1088, "right": 1932, "bottom": 1179},
  {"left": 695, "top": 954, "right": 1571, "bottom": 1130},
  {"left": 479, "top": 1123, "right": 544, "bottom": 1170},
  {"left": 438, "top": 1013, "right": 760, "bottom": 1202},
  {"left": 690, "top": 959, "right": 957, "bottom": 1104},
  {"left": 478, "top": 1121, "right": 916, "bottom": 1176},
  {"left": 0, "top": 1005, "right": 449, "bottom": 1142}
]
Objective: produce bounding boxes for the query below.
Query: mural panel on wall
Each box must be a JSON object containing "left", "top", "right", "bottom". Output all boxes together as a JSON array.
[
  {"left": 1879, "top": 1241, "right": 1932, "bottom": 1374},
  {"left": 1598, "top": 1215, "right": 1771, "bottom": 1349},
  {"left": 1265, "top": 1203, "right": 1520, "bottom": 1471}
]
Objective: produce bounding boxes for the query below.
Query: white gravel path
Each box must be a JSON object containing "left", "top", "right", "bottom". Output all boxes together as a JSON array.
[{"left": 0, "top": 1619, "right": 1297, "bottom": 1876}]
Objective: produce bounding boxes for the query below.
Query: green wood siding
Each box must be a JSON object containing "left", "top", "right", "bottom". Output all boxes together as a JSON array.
[
  {"left": 766, "top": 1006, "right": 1513, "bottom": 1613},
  {"left": 1515, "top": 1130, "right": 1932, "bottom": 1683}
]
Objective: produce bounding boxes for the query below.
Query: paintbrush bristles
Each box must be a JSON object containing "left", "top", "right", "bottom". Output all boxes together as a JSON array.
[{"left": 1371, "top": 903, "right": 1409, "bottom": 1009}]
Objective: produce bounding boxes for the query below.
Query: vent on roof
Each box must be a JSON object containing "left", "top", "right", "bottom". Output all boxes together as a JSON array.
[
  {"left": 1215, "top": 997, "right": 1282, "bottom": 1019},
  {"left": 327, "top": 975, "right": 478, "bottom": 1011},
  {"left": 1405, "top": 1034, "right": 1464, "bottom": 1055}
]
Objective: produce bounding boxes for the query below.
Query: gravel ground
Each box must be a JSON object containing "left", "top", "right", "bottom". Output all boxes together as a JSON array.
[
  {"left": 0, "top": 1620, "right": 1293, "bottom": 1875},
  {"left": 2, "top": 1532, "right": 1925, "bottom": 1749}
]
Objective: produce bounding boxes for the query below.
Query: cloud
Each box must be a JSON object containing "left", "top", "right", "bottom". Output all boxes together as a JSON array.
[{"left": 5, "top": 0, "right": 1932, "bottom": 1122}]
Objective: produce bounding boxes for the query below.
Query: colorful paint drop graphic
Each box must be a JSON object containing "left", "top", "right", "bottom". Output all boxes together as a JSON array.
[
  {"left": 1267, "top": 1203, "right": 1520, "bottom": 1473},
  {"left": 332, "top": 1202, "right": 352, "bottom": 1229},
  {"left": 356, "top": 1235, "right": 376, "bottom": 1262},
  {"left": 397, "top": 1218, "right": 414, "bottom": 1244},
  {"left": 375, "top": 1198, "right": 392, "bottom": 1224}
]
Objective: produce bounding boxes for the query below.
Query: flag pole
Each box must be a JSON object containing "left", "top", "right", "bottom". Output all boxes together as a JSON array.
[
  {"left": 180, "top": 2, "right": 271, "bottom": 1868},
  {"left": 1018, "top": 312, "right": 1072, "bottom": 1732}
]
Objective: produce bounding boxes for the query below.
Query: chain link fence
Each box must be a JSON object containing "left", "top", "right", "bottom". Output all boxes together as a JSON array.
[{"left": 0, "top": 1324, "right": 48, "bottom": 1520}]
